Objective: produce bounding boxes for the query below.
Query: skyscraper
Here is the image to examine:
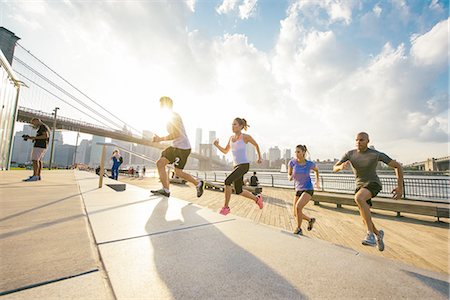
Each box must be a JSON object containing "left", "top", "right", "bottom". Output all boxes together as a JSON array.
[
  {"left": 268, "top": 146, "right": 281, "bottom": 162},
  {"left": 209, "top": 131, "right": 216, "bottom": 157},
  {"left": 11, "top": 125, "right": 35, "bottom": 164},
  {"left": 90, "top": 135, "right": 106, "bottom": 166},
  {"left": 195, "top": 128, "right": 202, "bottom": 153}
]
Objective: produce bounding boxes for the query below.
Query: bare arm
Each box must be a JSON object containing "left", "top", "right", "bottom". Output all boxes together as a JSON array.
[
  {"left": 31, "top": 130, "right": 49, "bottom": 141},
  {"left": 153, "top": 116, "right": 181, "bottom": 142},
  {"left": 388, "top": 160, "right": 404, "bottom": 199},
  {"left": 244, "top": 134, "right": 262, "bottom": 163},
  {"left": 333, "top": 161, "right": 349, "bottom": 173},
  {"left": 213, "top": 138, "right": 231, "bottom": 154},
  {"left": 288, "top": 163, "right": 293, "bottom": 181},
  {"left": 313, "top": 166, "right": 320, "bottom": 189}
]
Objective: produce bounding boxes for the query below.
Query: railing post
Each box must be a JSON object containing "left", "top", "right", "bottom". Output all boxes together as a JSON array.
[
  {"left": 204, "top": 172, "right": 207, "bottom": 181},
  {"left": 98, "top": 144, "right": 106, "bottom": 188},
  {"left": 214, "top": 172, "right": 216, "bottom": 182},
  {"left": 402, "top": 179, "right": 406, "bottom": 199},
  {"left": 271, "top": 175, "right": 274, "bottom": 187},
  {"left": 321, "top": 176, "right": 324, "bottom": 192}
]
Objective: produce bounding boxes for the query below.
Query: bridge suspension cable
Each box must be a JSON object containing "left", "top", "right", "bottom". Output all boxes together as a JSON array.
[{"left": 13, "top": 43, "right": 143, "bottom": 135}]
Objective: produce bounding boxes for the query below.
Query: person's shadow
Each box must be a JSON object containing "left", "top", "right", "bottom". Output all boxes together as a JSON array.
[{"left": 145, "top": 198, "right": 305, "bottom": 299}]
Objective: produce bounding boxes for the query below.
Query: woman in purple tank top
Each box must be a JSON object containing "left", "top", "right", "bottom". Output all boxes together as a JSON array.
[
  {"left": 288, "top": 144, "right": 320, "bottom": 235},
  {"left": 213, "top": 118, "right": 263, "bottom": 216}
]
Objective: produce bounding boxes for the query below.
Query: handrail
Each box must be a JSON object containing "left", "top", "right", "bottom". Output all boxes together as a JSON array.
[
  {"left": 97, "top": 142, "right": 161, "bottom": 165},
  {"left": 96, "top": 142, "right": 172, "bottom": 188}
]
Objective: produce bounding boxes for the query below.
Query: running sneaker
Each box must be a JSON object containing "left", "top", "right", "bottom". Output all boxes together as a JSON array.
[
  {"left": 293, "top": 227, "right": 303, "bottom": 235},
  {"left": 23, "top": 176, "right": 39, "bottom": 182},
  {"left": 219, "top": 207, "right": 230, "bottom": 216},
  {"left": 362, "top": 232, "right": 377, "bottom": 246},
  {"left": 307, "top": 218, "right": 316, "bottom": 231},
  {"left": 377, "top": 230, "right": 385, "bottom": 252},
  {"left": 150, "top": 188, "right": 170, "bottom": 197},
  {"left": 196, "top": 180, "right": 205, "bottom": 198},
  {"left": 255, "top": 194, "right": 263, "bottom": 209}
]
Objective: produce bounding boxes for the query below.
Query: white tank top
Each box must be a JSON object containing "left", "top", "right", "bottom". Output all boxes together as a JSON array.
[
  {"left": 170, "top": 112, "right": 191, "bottom": 150},
  {"left": 231, "top": 134, "right": 249, "bottom": 165}
]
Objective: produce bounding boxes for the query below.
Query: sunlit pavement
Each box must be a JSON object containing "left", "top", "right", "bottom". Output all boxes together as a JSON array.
[{"left": 1, "top": 170, "right": 448, "bottom": 299}]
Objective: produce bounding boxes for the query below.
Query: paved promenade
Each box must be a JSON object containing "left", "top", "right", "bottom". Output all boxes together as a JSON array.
[
  {"left": 0, "top": 170, "right": 111, "bottom": 298},
  {"left": 1, "top": 170, "right": 449, "bottom": 299},
  {"left": 120, "top": 175, "right": 450, "bottom": 275}
]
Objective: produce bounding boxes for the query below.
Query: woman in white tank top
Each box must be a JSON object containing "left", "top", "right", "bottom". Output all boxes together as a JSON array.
[{"left": 213, "top": 118, "right": 263, "bottom": 216}]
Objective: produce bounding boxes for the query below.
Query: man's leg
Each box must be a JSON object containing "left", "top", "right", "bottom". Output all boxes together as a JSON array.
[
  {"left": 32, "top": 160, "right": 38, "bottom": 176},
  {"left": 174, "top": 168, "right": 198, "bottom": 186},
  {"left": 156, "top": 157, "right": 170, "bottom": 189},
  {"left": 355, "top": 188, "right": 377, "bottom": 234},
  {"left": 37, "top": 160, "right": 43, "bottom": 177}
]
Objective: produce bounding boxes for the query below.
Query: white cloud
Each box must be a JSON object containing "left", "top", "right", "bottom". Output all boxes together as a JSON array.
[
  {"left": 185, "top": 0, "right": 196, "bottom": 12},
  {"left": 390, "top": 0, "right": 410, "bottom": 23},
  {"left": 297, "top": 0, "right": 359, "bottom": 25},
  {"left": 216, "top": 0, "right": 239, "bottom": 15},
  {"left": 429, "top": 0, "right": 444, "bottom": 12},
  {"left": 216, "top": 0, "right": 257, "bottom": 19},
  {"left": 410, "top": 18, "right": 449, "bottom": 67},
  {"left": 373, "top": 4, "right": 382, "bottom": 17},
  {"left": 239, "top": 0, "right": 257, "bottom": 19}
]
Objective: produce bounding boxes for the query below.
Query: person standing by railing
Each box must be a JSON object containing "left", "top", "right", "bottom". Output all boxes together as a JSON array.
[
  {"left": 151, "top": 96, "right": 205, "bottom": 198},
  {"left": 22, "top": 118, "right": 50, "bottom": 182},
  {"left": 333, "top": 132, "right": 404, "bottom": 251},
  {"left": 288, "top": 144, "right": 320, "bottom": 235},
  {"left": 213, "top": 118, "right": 263, "bottom": 216},
  {"left": 110, "top": 150, "right": 122, "bottom": 180}
]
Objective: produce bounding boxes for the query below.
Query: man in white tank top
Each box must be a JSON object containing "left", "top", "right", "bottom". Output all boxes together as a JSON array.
[{"left": 151, "top": 97, "right": 205, "bottom": 198}]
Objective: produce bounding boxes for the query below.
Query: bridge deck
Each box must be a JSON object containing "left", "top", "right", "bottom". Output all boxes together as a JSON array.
[{"left": 120, "top": 175, "right": 450, "bottom": 274}]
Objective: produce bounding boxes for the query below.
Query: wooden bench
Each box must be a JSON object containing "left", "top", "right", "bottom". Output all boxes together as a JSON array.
[
  {"left": 311, "top": 191, "right": 450, "bottom": 221},
  {"left": 205, "top": 181, "right": 263, "bottom": 194},
  {"left": 169, "top": 178, "right": 187, "bottom": 184}
]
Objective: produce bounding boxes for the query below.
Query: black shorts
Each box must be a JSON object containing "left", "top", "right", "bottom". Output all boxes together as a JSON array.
[
  {"left": 296, "top": 190, "right": 314, "bottom": 197},
  {"left": 224, "top": 163, "right": 250, "bottom": 194},
  {"left": 161, "top": 147, "right": 191, "bottom": 170},
  {"left": 355, "top": 182, "right": 382, "bottom": 207}
]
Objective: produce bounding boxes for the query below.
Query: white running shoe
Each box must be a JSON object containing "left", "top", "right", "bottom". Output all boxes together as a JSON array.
[{"left": 362, "top": 232, "right": 376, "bottom": 246}]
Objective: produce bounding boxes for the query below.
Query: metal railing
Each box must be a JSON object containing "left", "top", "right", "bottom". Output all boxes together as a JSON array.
[
  {"left": 185, "top": 170, "right": 449, "bottom": 203},
  {"left": 96, "top": 142, "right": 172, "bottom": 188},
  {"left": 94, "top": 143, "right": 449, "bottom": 202}
]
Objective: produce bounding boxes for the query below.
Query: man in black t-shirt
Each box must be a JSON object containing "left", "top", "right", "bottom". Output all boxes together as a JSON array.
[
  {"left": 250, "top": 172, "right": 259, "bottom": 186},
  {"left": 23, "top": 118, "right": 50, "bottom": 182}
]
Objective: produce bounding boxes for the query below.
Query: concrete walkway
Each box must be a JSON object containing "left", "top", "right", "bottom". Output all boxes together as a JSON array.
[
  {"left": 1, "top": 169, "right": 449, "bottom": 299},
  {"left": 76, "top": 171, "right": 449, "bottom": 299},
  {"left": 0, "top": 170, "right": 111, "bottom": 299}
]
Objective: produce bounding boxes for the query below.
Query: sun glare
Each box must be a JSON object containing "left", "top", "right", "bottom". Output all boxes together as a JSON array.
[{"left": 151, "top": 107, "right": 173, "bottom": 136}]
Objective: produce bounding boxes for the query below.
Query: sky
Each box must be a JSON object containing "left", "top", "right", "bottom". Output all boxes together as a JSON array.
[{"left": 1, "top": 0, "right": 449, "bottom": 164}]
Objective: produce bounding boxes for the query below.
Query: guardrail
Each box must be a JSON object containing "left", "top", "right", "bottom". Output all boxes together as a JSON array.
[
  {"left": 185, "top": 171, "right": 449, "bottom": 203},
  {"left": 96, "top": 142, "right": 172, "bottom": 188}
]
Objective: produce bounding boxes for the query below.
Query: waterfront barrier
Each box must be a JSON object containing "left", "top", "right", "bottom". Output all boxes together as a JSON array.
[
  {"left": 311, "top": 191, "right": 449, "bottom": 222},
  {"left": 187, "top": 171, "right": 449, "bottom": 203}
]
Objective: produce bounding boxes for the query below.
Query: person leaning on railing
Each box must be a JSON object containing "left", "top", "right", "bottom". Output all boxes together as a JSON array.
[{"left": 333, "top": 132, "right": 404, "bottom": 252}]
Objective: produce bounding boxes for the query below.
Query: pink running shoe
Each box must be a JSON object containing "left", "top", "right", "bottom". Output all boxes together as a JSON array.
[
  {"left": 219, "top": 207, "right": 230, "bottom": 216},
  {"left": 255, "top": 194, "right": 263, "bottom": 209}
]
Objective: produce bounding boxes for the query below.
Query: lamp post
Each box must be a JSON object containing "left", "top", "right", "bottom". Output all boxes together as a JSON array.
[{"left": 48, "top": 107, "right": 59, "bottom": 170}]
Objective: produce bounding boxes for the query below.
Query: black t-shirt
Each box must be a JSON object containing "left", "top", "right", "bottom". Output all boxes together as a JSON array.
[
  {"left": 33, "top": 124, "right": 50, "bottom": 148},
  {"left": 250, "top": 175, "right": 259, "bottom": 186}
]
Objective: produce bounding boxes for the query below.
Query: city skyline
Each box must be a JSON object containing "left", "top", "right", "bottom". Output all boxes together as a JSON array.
[{"left": 12, "top": 121, "right": 447, "bottom": 165}]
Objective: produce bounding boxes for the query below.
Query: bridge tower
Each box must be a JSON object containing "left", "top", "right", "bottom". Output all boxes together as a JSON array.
[
  {"left": 0, "top": 27, "right": 20, "bottom": 65},
  {"left": 199, "top": 144, "right": 212, "bottom": 171}
]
